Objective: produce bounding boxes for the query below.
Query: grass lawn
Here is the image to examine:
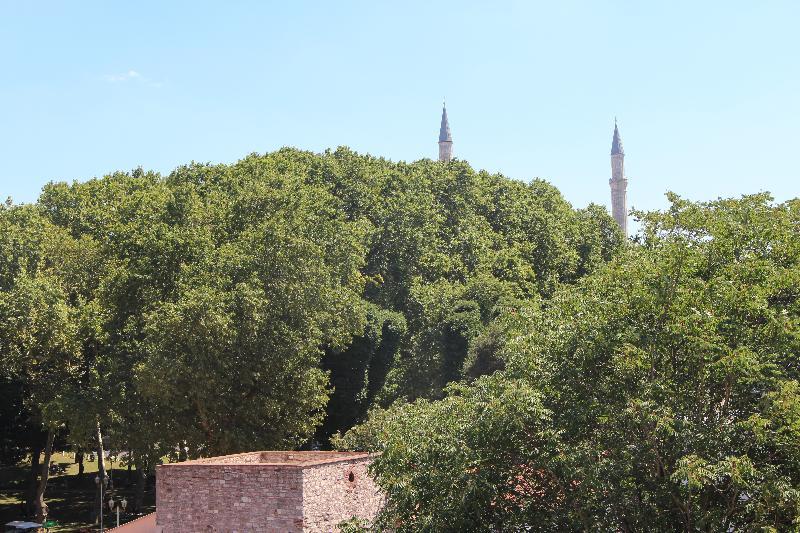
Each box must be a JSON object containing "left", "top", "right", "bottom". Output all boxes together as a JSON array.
[{"left": 0, "top": 453, "right": 155, "bottom": 532}]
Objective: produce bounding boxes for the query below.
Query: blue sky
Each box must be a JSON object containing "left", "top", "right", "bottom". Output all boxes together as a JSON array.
[{"left": 1, "top": 1, "right": 798, "bottom": 227}]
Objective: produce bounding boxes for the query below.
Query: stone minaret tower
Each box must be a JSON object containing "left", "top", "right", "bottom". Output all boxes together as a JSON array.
[
  {"left": 438, "top": 103, "right": 453, "bottom": 162},
  {"left": 609, "top": 120, "right": 628, "bottom": 237}
]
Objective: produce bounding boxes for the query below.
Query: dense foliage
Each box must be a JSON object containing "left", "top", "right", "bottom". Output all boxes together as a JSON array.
[
  {"left": 0, "top": 148, "right": 621, "bottom": 519},
  {"left": 339, "top": 193, "right": 800, "bottom": 531},
  {"left": 7, "top": 146, "right": 798, "bottom": 530}
]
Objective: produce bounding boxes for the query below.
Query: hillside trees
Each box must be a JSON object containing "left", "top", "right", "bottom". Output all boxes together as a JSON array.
[
  {"left": 2, "top": 147, "right": 622, "bottom": 483},
  {"left": 341, "top": 193, "right": 800, "bottom": 531},
  {"left": 6, "top": 146, "right": 798, "bottom": 528},
  {"left": 286, "top": 148, "right": 622, "bottom": 427}
]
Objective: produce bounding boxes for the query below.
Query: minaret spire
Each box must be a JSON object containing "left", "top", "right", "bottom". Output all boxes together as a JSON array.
[
  {"left": 438, "top": 102, "right": 453, "bottom": 162},
  {"left": 609, "top": 120, "right": 628, "bottom": 237},
  {"left": 611, "top": 118, "right": 624, "bottom": 156}
]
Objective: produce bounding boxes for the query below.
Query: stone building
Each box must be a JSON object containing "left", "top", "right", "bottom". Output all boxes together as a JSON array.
[{"left": 154, "top": 451, "right": 382, "bottom": 533}]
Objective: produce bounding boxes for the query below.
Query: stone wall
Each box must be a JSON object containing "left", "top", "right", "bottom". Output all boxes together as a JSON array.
[
  {"left": 302, "top": 457, "right": 384, "bottom": 532},
  {"left": 156, "top": 464, "right": 304, "bottom": 532}
]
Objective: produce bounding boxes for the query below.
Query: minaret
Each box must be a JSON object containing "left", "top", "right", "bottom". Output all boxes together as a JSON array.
[
  {"left": 609, "top": 119, "right": 628, "bottom": 237},
  {"left": 438, "top": 103, "right": 453, "bottom": 162}
]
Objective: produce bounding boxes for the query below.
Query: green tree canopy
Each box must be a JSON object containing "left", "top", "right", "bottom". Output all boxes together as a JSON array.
[
  {"left": 342, "top": 193, "right": 800, "bottom": 531},
  {"left": 2, "top": 146, "right": 623, "bottom": 520}
]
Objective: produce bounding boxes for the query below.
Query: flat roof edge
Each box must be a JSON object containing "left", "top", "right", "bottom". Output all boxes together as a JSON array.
[{"left": 157, "top": 451, "right": 374, "bottom": 468}]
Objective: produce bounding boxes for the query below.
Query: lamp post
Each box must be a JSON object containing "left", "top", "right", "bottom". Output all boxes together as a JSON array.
[
  {"left": 108, "top": 497, "right": 128, "bottom": 528},
  {"left": 94, "top": 473, "right": 108, "bottom": 532}
]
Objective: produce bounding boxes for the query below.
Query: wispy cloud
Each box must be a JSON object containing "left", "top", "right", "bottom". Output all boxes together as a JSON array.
[
  {"left": 104, "top": 69, "right": 141, "bottom": 82},
  {"left": 103, "top": 69, "right": 162, "bottom": 87}
]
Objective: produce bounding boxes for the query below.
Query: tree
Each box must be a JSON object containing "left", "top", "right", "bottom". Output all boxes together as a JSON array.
[
  {"left": 0, "top": 205, "right": 83, "bottom": 521},
  {"left": 342, "top": 193, "right": 800, "bottom": 531},
  {"left": 130, "top": 160, "right": 369, "bottom": 455},
  {"left": 316, "top": 306, "right": 406, "bottom": 446},
  {"left": 335, "top": 376, "right": 560, "bottom": 531},
  {"left": 518, "top": 194, "right": 800, "bottom": 529}
]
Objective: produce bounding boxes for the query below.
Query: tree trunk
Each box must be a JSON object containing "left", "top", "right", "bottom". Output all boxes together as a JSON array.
[
  {"left": 76, "top": 451, "right": 84, "bottom": 481},
  {"left": 134, "top": 454, "right": 146, "bottom": 513},
  {"left": 24, "top": 442, "right": 42, "bottom": 517},
  {"left": 127, "top": 449, "right": 133, "bottom": 484},
  {"left": 177, "top": 441, "right": 187, "bottom": 462},
  {"left": 34, "top": 426, "right": 55, "bottom": 522},
  {"left": 94, "top": 421, "right": 106, "bottom": 524}
]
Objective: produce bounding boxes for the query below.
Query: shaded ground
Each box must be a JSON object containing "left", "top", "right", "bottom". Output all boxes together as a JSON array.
[{"left": 0, "top": 453, "right": 155, "bottom": 532}]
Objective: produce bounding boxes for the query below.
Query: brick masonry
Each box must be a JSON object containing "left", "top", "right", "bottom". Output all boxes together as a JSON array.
[{"left": 155, "top": 452, "right": 383, "bottom": 532}]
